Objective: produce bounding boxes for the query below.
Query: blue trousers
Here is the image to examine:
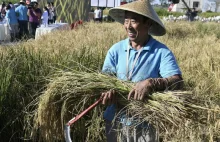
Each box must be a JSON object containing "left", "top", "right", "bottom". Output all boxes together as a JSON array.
[{"left": 105, "top": 120, "right": 159, "bottom": 142}]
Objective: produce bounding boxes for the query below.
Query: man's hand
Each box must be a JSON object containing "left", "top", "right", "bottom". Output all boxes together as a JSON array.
[
  {"left": 128, "top": 75, "right": 183, "bottom": 101},
  {"left": 128, "top": 79, "right": 153, "bottom": 101},
  {"left": 101, "top": 89, "right": 116, "bottom": 105}
]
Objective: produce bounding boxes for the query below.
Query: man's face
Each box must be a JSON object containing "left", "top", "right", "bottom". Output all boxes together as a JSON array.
[{"left": 124, "top": 11, "right": 150, "bottom": 42}]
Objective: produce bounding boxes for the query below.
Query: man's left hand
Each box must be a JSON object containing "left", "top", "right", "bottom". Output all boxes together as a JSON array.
[{"left": 128, "top": 79, "right": 153, "bottom": 101}]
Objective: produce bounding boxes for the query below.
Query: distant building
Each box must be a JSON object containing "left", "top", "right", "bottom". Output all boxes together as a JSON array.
[
  {"left": 171, "top": 0, "right": 220, "bottom": 12},
  {"left": 90, "top": 0, "right": 137, "bottom": 7}
]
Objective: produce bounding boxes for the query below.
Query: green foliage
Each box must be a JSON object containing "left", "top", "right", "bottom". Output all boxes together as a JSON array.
[
  {"left": 0, "top": 0, "right": 19, "bottom": 4},
  {"left": 0, "top": 47, "right": 52, "bottom": 141},
  {"left": 198, "top": 12, "right": 220, "bottom": 18},
  {"left": 154, "top": 7, "right": 183, "bottom": 17},
  {"left": 195, "top": 22, "right": 220, "bottom": 39}
]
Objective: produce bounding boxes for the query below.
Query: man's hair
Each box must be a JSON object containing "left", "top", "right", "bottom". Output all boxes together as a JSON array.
[
  {"left": 20, "top": 1, "right": 25, "bottom": 5},
  {"left": 34, "top": 2, "right": 38, "bottom": 6},
  {"left": 143, "top": 16, "right": 151, "bottom": 23},
  {"left": 6, "top": 4, "right": 11, "bottom": 10}
]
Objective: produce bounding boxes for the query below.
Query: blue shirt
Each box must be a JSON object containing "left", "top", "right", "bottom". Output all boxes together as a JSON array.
[
  {"left": 15, "top": 4, "right": 28, "bottom": 21},
  {"left": 6, "top": 9, "right": 18, "bottom": 25},
  {"left": 102, "top": 36, "right": 182, "bottom": 121}
]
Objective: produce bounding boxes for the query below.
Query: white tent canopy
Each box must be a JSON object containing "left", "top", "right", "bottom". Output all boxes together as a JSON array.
[{"left": 91, "top": 0, "right": 121, "bottom": 7}]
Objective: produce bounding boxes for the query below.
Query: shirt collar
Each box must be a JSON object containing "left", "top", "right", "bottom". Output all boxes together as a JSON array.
[{"left": 124, "top": 36, "right": 154, "bottom": 51}]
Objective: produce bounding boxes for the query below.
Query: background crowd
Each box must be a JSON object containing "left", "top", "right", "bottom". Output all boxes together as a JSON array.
[{"left": 0, "top": 0, "right": 57, "bottom": 42}]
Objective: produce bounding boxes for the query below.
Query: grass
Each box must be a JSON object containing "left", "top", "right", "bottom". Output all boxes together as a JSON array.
[{"left": 0, "top": 21, "right": 219, "bottom": 141}]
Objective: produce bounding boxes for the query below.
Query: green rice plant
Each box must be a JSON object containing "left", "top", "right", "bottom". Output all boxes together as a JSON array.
[{"left": 154, "top": 7, "right": 183, "bottom": 17}]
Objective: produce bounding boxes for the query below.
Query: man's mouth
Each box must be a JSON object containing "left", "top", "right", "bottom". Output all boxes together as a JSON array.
[{"left": 128, "top": 32, "right": 136, "bottom": 37}]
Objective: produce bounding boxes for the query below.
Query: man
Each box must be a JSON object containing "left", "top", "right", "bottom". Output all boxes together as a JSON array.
[
  {"left": 15, "top": 0, "right": 28, "bottom": 39},
  {"left": 27, "top": 2, "right": 41, "bottom": 38},
  {"left": 94, "top": 7, "right": 101, "bottom": 22},
  {"left": 5, "top": 4, "right": 19, "bottom": 42},
  {"left": 185, "top": 8, "right": 197, "bottom": 22},
  {"left": 47, "top": 2, "right": 53, "bottom": 24},
  {"left": 101, "top": 0, "right": 183, "bottom": 141},
  {"left": 51, "top": 2, "right": 56, "bottom": 23},
  {"left": 0, "top": 2, "right": 6, "bottom": 18}
]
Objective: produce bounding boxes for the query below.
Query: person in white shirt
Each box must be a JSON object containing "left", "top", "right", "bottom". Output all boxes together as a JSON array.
[
  {"left": 41, "top": 6, "right": 49, "bottom": 26},
  {"left": 94, "top": 7, "right": 101, "bottom": 22}
]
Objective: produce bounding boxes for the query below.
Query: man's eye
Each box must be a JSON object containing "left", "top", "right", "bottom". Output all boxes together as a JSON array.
[{"left": 124, "top": 20, "right": 129, "bottom": 23}]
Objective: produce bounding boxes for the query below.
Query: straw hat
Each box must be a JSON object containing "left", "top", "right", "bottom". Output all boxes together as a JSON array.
[
  {"left": 109, "top": 0, "right": 166, "bottom": 36},
  {"left": 19, "top": 0, "right": 25, "bottom": 3}
]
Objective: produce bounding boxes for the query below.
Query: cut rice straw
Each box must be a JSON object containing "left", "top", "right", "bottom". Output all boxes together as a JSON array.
[{"left": 32, "top": 70, "right": 220, "bottom": 142}]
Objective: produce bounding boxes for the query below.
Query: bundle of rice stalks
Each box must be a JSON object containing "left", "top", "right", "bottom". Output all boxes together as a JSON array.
[
  {"left": 33, "top": 71, "right": 131, "bottom": 142},
  {"left": 33, "top": 70, "right": 220, "bottom": 142}
]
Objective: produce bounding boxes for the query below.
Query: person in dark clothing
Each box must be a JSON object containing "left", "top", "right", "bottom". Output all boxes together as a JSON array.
[
  {"left": 0, "top": 2, "right": 6, "bottom": 18},
  {"left": 185, "top": 8, "right": 197, "bottom": 22},
  {"left": 51, "top": 2, "right": 56, "bottom": 23},
  {"left": 27, "top": 2, "right": 41, "bottom": 38}
]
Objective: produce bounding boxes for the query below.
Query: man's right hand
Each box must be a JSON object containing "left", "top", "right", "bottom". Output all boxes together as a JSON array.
[{"left": 101, "top": 90, "right": 116, "bottom": 105}]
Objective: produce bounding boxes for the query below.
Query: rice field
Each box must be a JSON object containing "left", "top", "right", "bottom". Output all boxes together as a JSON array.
[{"left": 0, "top": 21, "right": 220, "bottom": 142}]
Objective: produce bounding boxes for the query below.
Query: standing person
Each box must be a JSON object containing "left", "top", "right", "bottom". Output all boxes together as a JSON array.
[
  {"left": 8, "top": 2, "right": 15, "bottom": 10},
  {"left": 27, "top": 2, "right": 41, "bottom": 38},
  {"left": 15, "top": 0, "right": 28, "bottom": 39},
  {"left": 94, "top": 7, "right": 101, "bottom": 22},
  {"left": 99, "top": 7, "right": 103, "bottom": 22},
  {"left": 0, "top": 2, "right": 6, "bottom": 19},
  {"left": 101, "top": 0, "right": 183, "bottom": 142},
  {"left": 47, "top": 2, "right": 53, "bottom": 24},
  {"left": 41, "top": 6, "right": 49, "bottom": 26},
  {"left": 5, "top": 4, "right": 19, "bottom": 42},
  {"left": 185, "top": 8, "right": 197, "bottom": 22},
  {"left": 51, "top": 2, "right": 56, "bottom": 23},
  {"left": 34, "top": 2, "right": 42, "bottom": 26}
]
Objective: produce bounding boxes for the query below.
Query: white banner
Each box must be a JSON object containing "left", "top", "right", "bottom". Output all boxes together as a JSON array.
[
  {"left": 107, "top": 0, "right": 115, "bottom": 7},
  {"left": 115, "top": 0, "right": 121, "bottom": 7},
  {"left": 91, "top": 0, "right": 99, "bottom": 7},
  {"left": 91, "top": 0, "right": 121, "bottom": 7},
  {"left": 99, "top": 0, "right": 108, "bottom": 7}
]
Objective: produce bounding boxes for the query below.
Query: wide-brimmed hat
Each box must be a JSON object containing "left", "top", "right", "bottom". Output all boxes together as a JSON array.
[
  {"left": 109, "top": 0, "right": 166, "bottom": 36},
  {"left": 19, "top": 0, "right": 25, "bottom": 4}
]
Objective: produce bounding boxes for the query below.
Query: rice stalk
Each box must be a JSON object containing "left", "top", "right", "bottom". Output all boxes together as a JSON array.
[{"left": 33, "top": 70, "right": 220, "bottom": 141}]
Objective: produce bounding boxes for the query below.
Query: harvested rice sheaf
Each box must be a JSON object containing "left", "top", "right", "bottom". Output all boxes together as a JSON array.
[{"left": 33, "top": 71, "right": 220, "bottom": 142}]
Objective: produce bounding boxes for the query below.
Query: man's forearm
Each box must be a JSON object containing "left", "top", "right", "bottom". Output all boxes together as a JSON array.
[{"left": 150, "top": 75, "right": 184, "bottom": 92}]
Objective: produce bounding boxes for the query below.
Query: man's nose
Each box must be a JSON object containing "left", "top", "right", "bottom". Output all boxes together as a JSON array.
[{"left": 125, "top": 20, "right": 132, "bottom": 29}]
